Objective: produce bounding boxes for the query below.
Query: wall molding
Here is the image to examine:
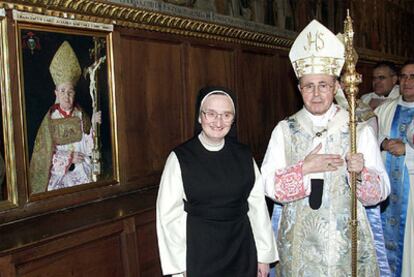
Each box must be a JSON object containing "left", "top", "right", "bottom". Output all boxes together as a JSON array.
[
  {"left": 0, "top": 0, "right": 294, "bottom": 50},
  {"left": 0, "top": 0, "right": 409, "bottom": 64}
]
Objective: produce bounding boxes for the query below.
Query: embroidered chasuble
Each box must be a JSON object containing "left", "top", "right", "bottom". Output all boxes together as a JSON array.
[
  {"left": 29, "top": 106, "right": 93, "bottom": 193},
  {"left": 276, "top": 110, "right": 378, "bottom": 276}
]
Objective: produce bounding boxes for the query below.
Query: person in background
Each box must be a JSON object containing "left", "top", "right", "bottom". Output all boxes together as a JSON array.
[
  {"left": 361, "top": 61, "right": 399, "bottom": 110},
  {"left": 375, "top": 60, "right": 414, "bottom": 277},
  {"left": 156, "top": 86, "right": 278, "bottom": 277},
  {"left": 261, "top": 20, "right": 390, "bottom": 276}
]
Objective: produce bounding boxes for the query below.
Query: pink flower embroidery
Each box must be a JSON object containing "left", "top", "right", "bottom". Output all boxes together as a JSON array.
[
  {"left": 357, "top": 168, "right": 382, "bottom": 206},
  {"left": 274, "top": 161, "right": 308, "bottom": 202}
]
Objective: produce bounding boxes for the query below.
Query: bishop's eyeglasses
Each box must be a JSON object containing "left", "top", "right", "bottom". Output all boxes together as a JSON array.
[
  {"left": 201, "top": 110, "right": 234, "bottom": 123},
  {"left": 300, "top": 82, "right": 334, "bottom": 94}
]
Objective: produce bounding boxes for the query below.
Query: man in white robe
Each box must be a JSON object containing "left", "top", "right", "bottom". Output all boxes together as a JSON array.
[
  {"left": 375, "top": 61, "right": 414, "bottom": 277},
  {"left": 261, "top": 20, "right": 390, "bottom": 277}
]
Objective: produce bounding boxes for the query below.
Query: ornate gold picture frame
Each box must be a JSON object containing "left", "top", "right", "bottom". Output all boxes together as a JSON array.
[
  {"left": 0, "top": 9, "right": 18, "bottom": 210},
  {"left": 15, "top": 12, "right": 118, "bottom": 199}
]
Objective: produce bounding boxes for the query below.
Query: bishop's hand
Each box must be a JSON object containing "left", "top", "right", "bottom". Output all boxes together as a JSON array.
[
  {"left": 302, "top": 143, "right": 344, "bottom": 175},
  {"left": 346, "top": 152, "right": 364, "bottom": 173}
]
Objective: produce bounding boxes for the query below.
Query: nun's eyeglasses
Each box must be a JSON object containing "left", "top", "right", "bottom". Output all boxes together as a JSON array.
[{"left": 201, "top": 110, "right": 234, "bottom": 123}]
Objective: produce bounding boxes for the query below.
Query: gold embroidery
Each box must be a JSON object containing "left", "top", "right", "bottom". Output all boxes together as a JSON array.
[
  {"left": 304, "top": 31, "right": 325, "bottom": 52},
  {"left": 51, "top": 117, "right": 82, "bottom": 145}
]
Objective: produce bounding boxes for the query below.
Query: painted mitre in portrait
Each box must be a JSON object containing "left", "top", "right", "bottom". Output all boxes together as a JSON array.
[
  {"left": 289, "top": 20, "right": 345, "bottom": 78},
  {"left": 49, "top": 41, "right": 81, "bottom": 86}
]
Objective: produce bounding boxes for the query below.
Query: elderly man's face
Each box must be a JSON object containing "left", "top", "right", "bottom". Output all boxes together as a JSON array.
[
  {"left": 55, "top": 82, "right": 75, "bottom": 112},
  {"left": 199, "top": 94, "right": 234, "bottom": 144},
  {"left": 400, "top": 64, "right": 414, "bottom": 102},
  {"left": 299, "top": 74, "right": 338, "bottom": 115},
  {"left": 372, "top": 66, "right": 397, "bottom": 96}
]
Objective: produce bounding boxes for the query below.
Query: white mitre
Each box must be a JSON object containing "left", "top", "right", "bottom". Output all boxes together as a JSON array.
[{"left": 289, "top": 20, "right": 345, "bottom": 78}]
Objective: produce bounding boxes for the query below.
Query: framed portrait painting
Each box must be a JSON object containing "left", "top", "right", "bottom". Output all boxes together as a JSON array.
[{"left": 15, "top": 12, "right": 118, "bottom": 198}]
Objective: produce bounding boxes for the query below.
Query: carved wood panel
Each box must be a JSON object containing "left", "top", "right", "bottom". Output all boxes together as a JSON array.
[
  {"left": 3, "top": 221, "right": 126, "bottom": 277},
  {"left": 0, "top": 208, "right": 162, "bottom": 277},
  {"left": 135, "top": 210, "right": 161, "bottom": 277},
  {"left": 237, "top": 49, "right": 280, "bottom": 159},
  {"left": 118, "top": 34, "right": 185, "bottom": 186}
]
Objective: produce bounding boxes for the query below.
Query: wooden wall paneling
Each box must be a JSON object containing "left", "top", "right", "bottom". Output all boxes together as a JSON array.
[
  {"left": 275, "top": 53, "right": 302, "bottom": 123},
  {"left": 120, "top": 217, "right": 140, "bottom": 277},
  {"left": 0, "top": 188, "right": 157, "bottom": 251},
  {"left": 17, "top": 236, "right": 124, "bottom": 277},
  {"left": 0, "top": 189, "right": 158, "bottom": 276},
  {"left": 356, "top": 61, "right": 376, "bottom": 96},
  {"left": 0, "top": 256, "right": 16, "bottom": 277},
  {"left": 237, "top": 49, "right": 279, "bottom": 159},
  {"left": 185, "top": 44, "right": 236, "bottom": 137},
  {"left": 179, "top": 42, "right": 190, "bottom": 144},
  {"left": 0, "top": 211, "right": 162, "bottom": 277},
  {"left": 118, "top": 34, "right": 184, "bottom": 187},
  {"left": 252, "top": 52, "right": 301, "bottom": 162},
  {"left": 10, "top": 221, "right": 125, "bottom": 277},
  {"left": 134, "top": 210, "right": 161, "bottom": 277}
]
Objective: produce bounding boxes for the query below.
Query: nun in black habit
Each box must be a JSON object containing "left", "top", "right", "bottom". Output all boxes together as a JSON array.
[{"left": 156, "top": 86, "right": 278, "bottom": 277}]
